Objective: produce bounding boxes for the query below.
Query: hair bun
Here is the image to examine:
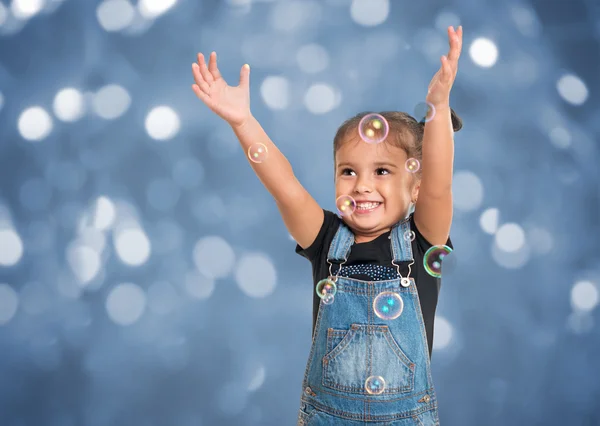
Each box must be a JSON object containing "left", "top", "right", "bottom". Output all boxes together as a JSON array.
[
  {"left": 450, "top": 108, "right": 463, "bottom": 132},
  {"left": 418, "top": 107, "right": 463, "bottom": 132}
]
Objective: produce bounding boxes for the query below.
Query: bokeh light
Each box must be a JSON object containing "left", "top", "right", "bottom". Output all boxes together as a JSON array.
[{"left": 0, "top": 1, "right": 598, "bottom": 424}]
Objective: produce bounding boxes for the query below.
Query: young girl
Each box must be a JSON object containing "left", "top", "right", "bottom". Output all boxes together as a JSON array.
[{"left": 192, "top": 26, "right": 463, "bottom": 426}]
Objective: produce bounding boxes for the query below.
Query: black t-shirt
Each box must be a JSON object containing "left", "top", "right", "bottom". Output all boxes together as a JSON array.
[{"left": 295, "top": 210, "right": 452, "bottom": 359}]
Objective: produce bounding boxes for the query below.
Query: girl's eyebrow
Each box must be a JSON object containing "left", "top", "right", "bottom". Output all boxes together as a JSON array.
[{"left": 337, "top": 161, "right": 398, "bottom": 169}]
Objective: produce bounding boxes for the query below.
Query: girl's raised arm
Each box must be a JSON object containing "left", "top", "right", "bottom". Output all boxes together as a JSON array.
[
  {"left": 414, "top": 26, "right": 463, "bottom": 246},
  {"left": 192, "top": 52, "right": 323, "bottom": 249}
]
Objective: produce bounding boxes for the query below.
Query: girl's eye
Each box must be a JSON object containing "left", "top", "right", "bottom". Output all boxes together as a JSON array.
[
  {"left": 377, "top": 168, "right": 390, "bottom": 175},
  {"left": 341, "top": 168, "right": 355, "bottom": 176}
]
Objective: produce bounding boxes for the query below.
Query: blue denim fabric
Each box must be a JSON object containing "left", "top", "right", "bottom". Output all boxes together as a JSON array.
[{"left": 298, "top": 216, "right": 440, "bottom": 425}]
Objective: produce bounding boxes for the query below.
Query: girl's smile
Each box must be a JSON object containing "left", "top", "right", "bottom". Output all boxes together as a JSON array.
[{"left": 354, "top": 200, "right": 383, "bottom": 215}]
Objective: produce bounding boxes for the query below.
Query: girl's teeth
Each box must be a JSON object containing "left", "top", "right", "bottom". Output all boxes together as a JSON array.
[{"left": 357, "top": 202, "right": 380, "bottom": 210}]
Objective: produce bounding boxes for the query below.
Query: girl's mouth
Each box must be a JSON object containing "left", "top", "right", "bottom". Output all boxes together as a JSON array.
[{"left": 354, "top": 202, "right": 382, "bottom": 215}]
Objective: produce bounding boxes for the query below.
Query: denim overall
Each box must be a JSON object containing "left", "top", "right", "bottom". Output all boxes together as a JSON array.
[{"left": 297, "top": 216, "right": 440, "bottom": 425}]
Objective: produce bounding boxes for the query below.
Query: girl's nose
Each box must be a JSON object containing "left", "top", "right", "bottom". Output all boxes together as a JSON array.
[{"left": 354, "top": 184, "right": 372, "bottom": 193}]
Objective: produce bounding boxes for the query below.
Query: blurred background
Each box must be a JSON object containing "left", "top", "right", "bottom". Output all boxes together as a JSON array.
[{"left": 0, "top": 0, "right": 599, "bottom": 425}]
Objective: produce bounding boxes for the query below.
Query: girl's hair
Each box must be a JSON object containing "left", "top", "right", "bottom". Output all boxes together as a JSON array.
[{"left": 333, "top": 109, "right": 463, "bottom": 177}]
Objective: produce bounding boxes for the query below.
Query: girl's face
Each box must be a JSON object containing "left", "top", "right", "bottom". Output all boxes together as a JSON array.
[{"left": 335, "top": 135, "right": 419, "bottom": 243}]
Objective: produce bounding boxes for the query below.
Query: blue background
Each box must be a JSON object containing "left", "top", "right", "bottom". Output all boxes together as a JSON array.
[{"left": 0, "top": 0, "right": 599, "bottom": 425}]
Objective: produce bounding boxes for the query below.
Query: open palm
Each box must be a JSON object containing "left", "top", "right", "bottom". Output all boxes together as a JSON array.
[
  {"left": 426, "top": 26, "right": 462, "bottom": 107},
  {"left": 192, "top": 52, "right": 251, "bottom": 127}
]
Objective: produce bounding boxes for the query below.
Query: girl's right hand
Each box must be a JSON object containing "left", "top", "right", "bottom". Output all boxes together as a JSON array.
[{"left": 191, "top": 52, "right": 251, "bottom": 128}]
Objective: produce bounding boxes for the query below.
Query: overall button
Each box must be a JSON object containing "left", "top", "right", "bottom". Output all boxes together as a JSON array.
[
  {"left": 304, "top": 387, "right": 316, "bottom": 396},
  {"left": 418, "top": 394, "right": 431, "bottom": 403}
]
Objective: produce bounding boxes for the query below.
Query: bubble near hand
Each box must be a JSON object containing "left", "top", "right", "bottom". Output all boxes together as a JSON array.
[
  {"left": 316, "top": 278, "right": 337, "bottom": 299},
  {"left": 336, "top": 195, "right": 356, "bottom": 216},
  {"left": 424, "top": 245, "right": 452, "bottom": 278},
  {"left": 358, "top": 113, "right": 389, "bottom": 144},
  {"left": 373, "top": 291, "right": 404, "bottom": 320},
  {"left": 248, "top": 143, "right": 268, "bottom": 163},
  {"left": 365, "top": 376, "right": 386, "bottom": 395},
  {"left": 405, "top": 158, "right": 420, "bottom": 173},
  {"left": 413, "top": 101, "right": 436, "bottom": 123}
]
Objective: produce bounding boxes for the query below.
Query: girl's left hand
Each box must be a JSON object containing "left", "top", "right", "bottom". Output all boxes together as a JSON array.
[{"left": 426, "top": 26, "right": 463, "bottom": 107}]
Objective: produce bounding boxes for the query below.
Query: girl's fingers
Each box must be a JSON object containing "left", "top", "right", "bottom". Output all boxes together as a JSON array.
[
  {"left": 197, "top": 53, "right": 214, "bottom": 84},
  {"left": 441, "top": 56, "right": 452, "bottom": 83},
  {"left": 192, "top": 84, "right": 215, "bottom": 108},
  {"left": 454, "top": 26, "right": 463, "bottom": 58},
  {"left": 208, "top": 52, "right": 222, "bottom": 81},
  {"left": 446, "top": 27, "right": 461, "bottom": 64},
  {"left": 239, "top": 63, "right": 250, "bottom": 88},
  {"left": 192, "top": 63, "right": 211, "bottom": 94}
]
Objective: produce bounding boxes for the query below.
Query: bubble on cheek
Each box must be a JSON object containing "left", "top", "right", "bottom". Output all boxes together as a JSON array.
[
  {"left": 336, "top": 195, "right": 356, "bottom": 216},
  {"left": 358, "top": 114, "right": 389, "bottom": 144},
  {"left": 248, "top": 143, "right": 268, "bottom": 163},
  {"left": 424, "top": 245, "right": 452, "bottom": 278},
  {"left": 413, "top": 101, "right": 436, "bottom": 123},
  {"left": 405, "top": 158, "right": 420, "bottom": 173}
]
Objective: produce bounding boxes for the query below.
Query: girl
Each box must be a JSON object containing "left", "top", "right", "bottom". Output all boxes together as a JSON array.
[{"left": 192, "top": 26, "right": 463, "bottom": 426}]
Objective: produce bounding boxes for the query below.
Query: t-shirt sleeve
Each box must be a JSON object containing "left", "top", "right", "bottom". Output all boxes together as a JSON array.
[
  {"left": 409, "top": 213, "right": 453, "bottom": 253},
  {"left": 295, "top": 209, "right": 340, "bottom": 262}
]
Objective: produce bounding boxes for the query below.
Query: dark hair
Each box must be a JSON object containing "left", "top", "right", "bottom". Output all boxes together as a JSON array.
[{"left": 333, "top": 108, "right": 463, "bottom": 176}]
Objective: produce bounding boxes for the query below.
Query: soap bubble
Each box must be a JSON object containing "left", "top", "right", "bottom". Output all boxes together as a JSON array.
[
  {"left": 322, "top": 294, "right": 335, "bottom": 305},
  {"left": 413, "top": 101, "right": 436, "bottom": 123},
  {"left": 336, "top": 195, "right": 356, "bottom": 216},
  {"left": 316, "top": 278, "right": 337, "bottom": 299},
  {"left": 365, "top": 375, "right": 386, "bottom": 395},
  {"left": 248, "top": 143, "right": 268, "bottom": 163},
  {"left": 405, "top": 158, "right": 420, "bottom": 173},
  {"left": 373, "top": 291, "right": 404, "bottom": 320},
  {"left": 403, "top": 230, "right": 415, "bottom": 242},
  {"left": 424, "top": 245, "right": 452, "bottom": 278},
  {"left": 358, "top": 113, "right": 389, "bottom": 144}
]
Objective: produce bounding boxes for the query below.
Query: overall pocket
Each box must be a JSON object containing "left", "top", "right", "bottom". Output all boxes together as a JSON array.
[
  {"left": 297, "top": 402, "right": 319, "bottom": 426},
  {"left": 411, "top": 407, "right": 439, "bottom": 426},
  {"left": 322, "top": 324, "right": 415, "bottom": 394}
]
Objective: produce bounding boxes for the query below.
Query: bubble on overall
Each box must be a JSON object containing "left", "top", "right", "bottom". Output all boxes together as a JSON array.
[
  {"left": 405, "top": 158, "right": 420, "bottom": 173},
  {"left": 365, "top": 375, "right": 386, "bottom": 395},
  {"left": 248, "top": 143, "right": 268, "bottom": 163},
  {"left": 413, "top": 101, "right": 436, "bottom": 123},
  {"left": 322, "top": 294, "right": 335, "bottom": 305},
  {"left": 316, "top": 278, "right": 337, "bottom": 299},
  {"left": 358, "top": 113, "right": 389, "bottom": 144},
  {"left": 373, "top": 291, "right": 404, "bottom": 320},
  {"left": 403, "top": 230, "right": 415, "bottom": 242},
  {"left": 336, "top": 195, "right": 356, "bottom": 216},
  {"left": 424, "top": 245, "right": 452, "bottom": 278}
]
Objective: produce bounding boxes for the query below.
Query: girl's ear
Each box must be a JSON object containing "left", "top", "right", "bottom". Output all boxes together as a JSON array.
[{"left": 411, "top": 180, "right": 420, "bottom": 203}]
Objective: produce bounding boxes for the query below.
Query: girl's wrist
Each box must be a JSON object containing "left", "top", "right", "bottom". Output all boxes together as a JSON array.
[
  {"left": 426, "top": 98, "right": 451, "bottom": 111},
  {"left": 230, "top": 113, "right": 253, "bottom": 132}
]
